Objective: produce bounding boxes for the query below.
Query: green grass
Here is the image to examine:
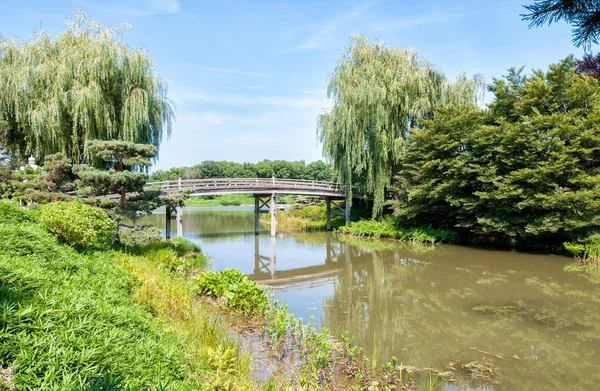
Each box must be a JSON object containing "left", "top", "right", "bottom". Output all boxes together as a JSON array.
[
  {"left": 336, "top": 219, "right": 458, "bottom": 244},
  {"left": 185, "top": 195, "right": 255, "bottom": 207},
  {"left": 0, "top": 201, "right": 255, "bottom": 390},
  {"left": 0, "top": 223, "right": 190, "bottom": 390}
]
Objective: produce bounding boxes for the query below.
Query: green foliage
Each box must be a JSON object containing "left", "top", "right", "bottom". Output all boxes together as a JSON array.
[
  {"left": 394, "top": 57, "right": 600, "bottom": 247},
  {"left": 337, "top": 219, "right": 458, "bottom": 244},
  {"left": 0, "top": 200, "right": 39, "bottom": 223},
  {"left": 219, "top": 198, "right": 242, "bottom": 206},
  {"left": 119, "top": 225, "right": 162, "bottom": 248},
  {"left": 134, "top": 238, "right": 207, "bottom": 273},
  {"left": 564, "top": 233, "right": 600, "bottom": 261},
  {"left": 170, "top": 237, "right": 201, "bottom": 257},
  {"left": 0, "top": 216, "right": 188, "bottom": 390},
  {"left": 79, "top": 376, "right": 168, "bottom": 391},
  {"left": 318, "top": 35, "right": 484, "bottom": 216},
  {"left": 194, "top": 269, "right": 268, "bottom": 315},
  {"left": 522, "top": 0, "right": 600, "bottom": 48},
  {"left": 184, "top": 194, "right": 253, "bottom": 207},
  {"left": 149, "top": 159, "right": 333, "bottom": 182},
  {"left": 40, "top": 202, "right": 114, "bottom": 249},
  {"left": 298, "top": 205, "right": 325, "bottom": 220},
  {"left": 0, "top": 10, "right": 173, "bottom": 162}
]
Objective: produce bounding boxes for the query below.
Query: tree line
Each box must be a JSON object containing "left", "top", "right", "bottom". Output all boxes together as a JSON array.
[
  {"left": 149, "top": 159, "right": 333, "bottom": 182},
  {"left": 320, "top": 35, "right": 600, "bottom": 248}
]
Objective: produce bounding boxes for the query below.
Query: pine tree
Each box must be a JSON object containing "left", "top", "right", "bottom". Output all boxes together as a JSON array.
[{"left": 75, "top": 140, "right": 160, "bottom": 243}]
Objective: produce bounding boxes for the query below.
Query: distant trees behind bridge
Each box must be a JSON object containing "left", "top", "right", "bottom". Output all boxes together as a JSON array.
[{"left": 149, "top": 160, "right": 333, "bottom": 182}]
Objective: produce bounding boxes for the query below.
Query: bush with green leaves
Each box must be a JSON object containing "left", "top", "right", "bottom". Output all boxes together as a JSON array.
[
  {"left": 170, "top": 237, "right": 201, "bottom": 257},
  {"left": 119, "top": 225, "right": 162, "bottom": 248},
  {"left": 298, "top": 205, "right": 325, "bottom": 220},
  {"left": 194, "top": 269, "right": 268, "bottom": 314},
  {"left": 137, "top": 238, "right": 208, "bottom": 272},
  {"left": 40, "top": 201, "right": 114, "bottom": 249}
]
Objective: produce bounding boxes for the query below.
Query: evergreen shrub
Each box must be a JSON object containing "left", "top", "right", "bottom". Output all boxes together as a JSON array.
[{"left": 40, "top": 201, "right": 114, "bottom": 249}]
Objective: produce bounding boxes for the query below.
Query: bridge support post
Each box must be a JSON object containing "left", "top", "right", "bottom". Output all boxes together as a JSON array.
[
  {"left": 270, "top": 236, "right": 277, "bottom": 279},
  {"left": 270, "top": 193, "right": 277, "bottom": 237},
  {"left": 165, "top": 205, "right": 172, "bottom": 240},
  {"left": 326, "top": 197, "right": 332, "bottom": 231},
  {"left": 254, "top": 196, "right": 260, "bottom": 235},
  {"left": 176, "top": 206, "right": 183, "bottom": 238},
  {"left": 345, "top": 199, "right": 350, "bottom": 225}
]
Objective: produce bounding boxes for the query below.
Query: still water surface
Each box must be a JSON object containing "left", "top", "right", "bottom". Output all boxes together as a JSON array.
[{"left": 139, "top": 207, "right": 600, "bottom": 391}]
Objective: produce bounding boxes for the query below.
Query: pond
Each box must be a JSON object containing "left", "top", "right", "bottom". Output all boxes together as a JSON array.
[{"left": 138, "top": 206, "right": 600, "bottom": 391}]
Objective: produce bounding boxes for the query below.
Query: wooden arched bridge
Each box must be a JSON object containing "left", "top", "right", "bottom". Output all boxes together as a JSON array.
[{"left": 145, "top": 177, "right": 355, "bottom": 238}]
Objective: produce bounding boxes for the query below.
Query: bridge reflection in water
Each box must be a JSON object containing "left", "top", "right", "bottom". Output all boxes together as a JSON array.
[{"left": 249, "top": 232, "right": 353, "bottom": 292}]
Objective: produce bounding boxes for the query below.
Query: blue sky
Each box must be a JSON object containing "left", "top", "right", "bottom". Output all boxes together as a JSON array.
[{"left": 0, "top": 0, "right": 587, "bottom": 170}]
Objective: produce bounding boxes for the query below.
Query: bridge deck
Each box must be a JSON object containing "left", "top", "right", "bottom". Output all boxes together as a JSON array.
[{"left": 146, "top": 178, "right": 348, "bottom": 198}]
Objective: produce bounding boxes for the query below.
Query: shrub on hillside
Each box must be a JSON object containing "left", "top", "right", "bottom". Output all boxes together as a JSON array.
[
  {"left": 171, "top": 237, "right": 201, "bottom": 256},
  {"left": 40, "top": 202, "right": 114, "bottom": 249},
  {"left": 0, "top": 200, "right": 39, "bottom": 224},
  {"left": 119, "top": 225, "right": 162, "bottom": 248}
]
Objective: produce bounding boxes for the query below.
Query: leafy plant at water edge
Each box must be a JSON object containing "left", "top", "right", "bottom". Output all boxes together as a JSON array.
[
  {"left": 337, "top": 219, "right": 457, "bottom": 244},
  {"left": 194, "top": 269, "right": 268, "bottom": 314},
  {"left": 564, "top": 234, "right": 600, "bottom": 262},
  {"left": 40, "top": 201, "right": 114, "bottom": 249}
]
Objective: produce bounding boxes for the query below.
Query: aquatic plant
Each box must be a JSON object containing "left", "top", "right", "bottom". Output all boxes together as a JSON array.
[{"left": 194, "top": 269, "right": 269, "bottom": 315}]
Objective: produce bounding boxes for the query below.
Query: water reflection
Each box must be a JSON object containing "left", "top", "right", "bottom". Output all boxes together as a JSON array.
[{"left": 138, "top": 207, "right": 600, "bottom": 391}]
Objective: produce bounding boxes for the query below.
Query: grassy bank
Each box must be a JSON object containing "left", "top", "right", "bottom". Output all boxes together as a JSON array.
[
  {"left": 337, "top": 219, "right": 458, "bottom": 244},
  {"left": 0, "top": 201, "right": 255, "bottom": 390},
  {"left": 264, "top": 203, "right": 345, "bottom": 232},
  {"left": 185, "top": 194, "right": 255, "bottom": 206},
  {"left": 563, "top": 236, "right": 600, "bottom": 283}
]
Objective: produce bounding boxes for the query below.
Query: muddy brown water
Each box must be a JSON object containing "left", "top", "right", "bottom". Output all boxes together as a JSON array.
[{"left": 138, "top": 207, "right": 600, "bottom": 391}]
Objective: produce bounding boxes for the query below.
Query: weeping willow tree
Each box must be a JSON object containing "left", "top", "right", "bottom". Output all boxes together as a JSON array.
[
  {"left": 318, "top": 36, "right": 484, "bottom": 216},
  {"left": 0, "top": 10, "right": 173, "bottom": 163}
]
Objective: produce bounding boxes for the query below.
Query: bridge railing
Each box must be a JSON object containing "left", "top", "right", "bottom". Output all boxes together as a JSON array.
[{"left": 145, "top": 178, "right": 344, "bottom": 193}]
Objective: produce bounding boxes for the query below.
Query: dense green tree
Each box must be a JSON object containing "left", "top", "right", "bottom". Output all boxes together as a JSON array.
[
  {"left": 394, "top": 57, "right": 600, "bottom": 246},
  {"left": 0, "top": 10, "right": 173, "bottom": 163},
  {"left": 318, "top": 35, "right": 484, "bottom": 216},
  {"left": 75, "top": 140, "right": 160, "bottom": 242},
  {"left": 522, "top": 0, "right": 600, "bottom": 48},
  {"left": 302, "top": 160, "right": 333, "bottom": 181},
  {"left": 149, "top": 159, "right": 332, "bottom": 182}
]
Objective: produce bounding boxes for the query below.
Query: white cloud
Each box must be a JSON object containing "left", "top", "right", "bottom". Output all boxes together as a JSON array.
[{"left": 76, "top": 0, "right": 180, "bottom": 16}]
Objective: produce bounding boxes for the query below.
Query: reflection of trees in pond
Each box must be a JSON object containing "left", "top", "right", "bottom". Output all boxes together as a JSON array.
[
  {"left": 322, "top": 246, "right": 600, "bottom": 391},
  {"left": 139, "top": 209, "right": 266, "bottom": 239}
]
